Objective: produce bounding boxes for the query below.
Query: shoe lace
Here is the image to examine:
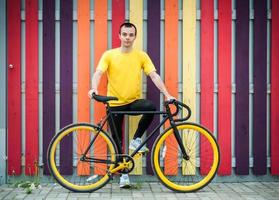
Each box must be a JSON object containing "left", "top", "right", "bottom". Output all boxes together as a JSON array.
[{"left": 135, "top": 138, "right": 142, "bottom": 146}]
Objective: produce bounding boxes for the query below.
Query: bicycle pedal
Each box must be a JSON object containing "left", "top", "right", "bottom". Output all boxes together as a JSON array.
[{"left": 135, "top": 152, "right": 147, "bottom": 157}]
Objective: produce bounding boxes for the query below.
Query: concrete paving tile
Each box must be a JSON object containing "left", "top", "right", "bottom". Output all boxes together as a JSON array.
[
  {"left": 89, "top": 192, "right": 101, "bottom": 197},
  {"left": 133, "top": 198, "right": 155, "bottom": 200},
  {"left": 45, "top": 198, "right": 64, "bottom": 200},
  {"left": 14, "top": 194, "right": 28, "bottom": 199},
  {"left": 68, "top": 193, "right": 90, "bottom": 198},
  {"left": 46, "top": 193, "right": 59, "bottom": 198},
  {"left": 100, "top": 193, "right": 112, "bottom": 198},
  {"left": 177, "top": 198, "right": 200, "bottom": 200},
  {"left": 132, "top": 192, "right": 143, "bottom": 197},
  {"left": 109, "top": 197, "right": 122, "bottom": 200}
]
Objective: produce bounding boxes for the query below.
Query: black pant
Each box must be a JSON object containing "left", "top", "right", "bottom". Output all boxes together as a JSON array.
[{"left": 108, "top": 99, "right": 156, "bottom": 153}]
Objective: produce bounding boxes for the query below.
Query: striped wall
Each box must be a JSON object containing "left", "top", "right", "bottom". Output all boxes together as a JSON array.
[{"left": 3, "top": 0, "right": 279, "bottom": 178}]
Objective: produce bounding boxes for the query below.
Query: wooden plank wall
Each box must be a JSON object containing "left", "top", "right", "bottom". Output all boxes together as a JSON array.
[{"left": 4, "top": 0, "right": 279, "bottom": 178}]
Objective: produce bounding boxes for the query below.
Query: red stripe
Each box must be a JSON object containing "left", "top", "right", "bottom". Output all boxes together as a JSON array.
[
  {"left": 25, "top": 0, "right": 39, "bottom": 175},
  {"left": 112, "top": 0, "right": 125, "bottom": 151},
  {"left": 7, "top": 0, "right": 21, "bottom": 175},
  {"left": 112, "top": 0, "right": 125, "bottom": 48},
  {"left": 217, "top": 0, "right": 232, "bottom": 175},
  {"left": 200, "top": 0, "right": 214, "bottom": 174},
  {"left": 271, "top": 0, "right": 279, "bottom": 175}
]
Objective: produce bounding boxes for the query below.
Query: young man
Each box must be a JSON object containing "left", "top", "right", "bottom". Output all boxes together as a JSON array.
[{"left": 88, "top": 22, "right": 174, "bottom": 188}]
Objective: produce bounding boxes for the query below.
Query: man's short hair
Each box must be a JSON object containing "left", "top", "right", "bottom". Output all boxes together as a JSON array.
[{"left": 119, "top": 22, "right": 137, "bottom": 36}]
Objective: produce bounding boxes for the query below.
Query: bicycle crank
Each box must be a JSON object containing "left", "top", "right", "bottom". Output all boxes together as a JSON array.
[{"left": 117, "top": 154, "right": 135, "bottom": 174}]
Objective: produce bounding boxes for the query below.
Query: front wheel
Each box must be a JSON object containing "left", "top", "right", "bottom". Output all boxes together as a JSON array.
[
  {"left": 47, "top": 123, "right": 117, "bottom": 192},
  {"left": 152, "top": 123, "right": 220, "bottom": 192}
]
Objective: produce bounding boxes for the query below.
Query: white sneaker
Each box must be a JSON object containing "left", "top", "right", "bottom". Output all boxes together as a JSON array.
[
  {"left": 129, "top": 138, "right": 149, "bottom": 153},
  {"left": 119, "top": 174, "right": 131, "bottom": 188}
]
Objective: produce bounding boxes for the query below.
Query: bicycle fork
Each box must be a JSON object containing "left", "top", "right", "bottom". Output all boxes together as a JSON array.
[
  {"left": 167, "top": 108, "right": 190, "bottom": 161},
  {"left": 171, "top": 123, "right": 190, "bottom": 161}
]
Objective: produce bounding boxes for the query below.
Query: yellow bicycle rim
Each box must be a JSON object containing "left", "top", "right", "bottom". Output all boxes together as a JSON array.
[
  {"left": 49, "top": 125, "right": 116, "bottom": 191},
  {"left": 153, "top": 124, "right": 219, "bottom": 192}
]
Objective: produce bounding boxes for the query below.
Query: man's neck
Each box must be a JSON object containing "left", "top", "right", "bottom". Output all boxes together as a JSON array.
[{"left": 120, "top": 46, "right": 133, "bottom": 53}]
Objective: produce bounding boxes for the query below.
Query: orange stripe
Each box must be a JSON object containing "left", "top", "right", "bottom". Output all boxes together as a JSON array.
[
  {"left": 94, "top": 0, "right": 108, "bottom": 175},
  {"left": 164, "top": 0, "right": 178, "bottom": 175},
  {"left": 77, "top": 0, "right": 90, "bottom": 175}
]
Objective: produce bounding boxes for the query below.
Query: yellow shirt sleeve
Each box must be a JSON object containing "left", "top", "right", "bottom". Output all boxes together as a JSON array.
[
  {"left": 96, "top": 51, "right": 110, "bottom": 72},
  {"left": 142, "top": 51, "right": 156, "bottom": 75}
]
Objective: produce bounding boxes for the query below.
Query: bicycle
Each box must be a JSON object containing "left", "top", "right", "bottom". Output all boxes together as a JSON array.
[{"left": 47, "top": 94, "right": 220, "bottom": 192}]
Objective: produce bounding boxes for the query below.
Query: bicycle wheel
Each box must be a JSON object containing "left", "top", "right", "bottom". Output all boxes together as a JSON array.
[
  {"left": 47, "top": 123, "right": 117, "bottom": 192},
  {"left": 152, "top": 122, "right": 220, "bottom": 192}
]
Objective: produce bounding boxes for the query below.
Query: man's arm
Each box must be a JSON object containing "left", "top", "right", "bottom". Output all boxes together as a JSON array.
[
  {"left": 148, "top": 71, "right": 175, "bottom": 100},
  {"left": 88, "top": 69, "right": 103, "bottom": 97}
]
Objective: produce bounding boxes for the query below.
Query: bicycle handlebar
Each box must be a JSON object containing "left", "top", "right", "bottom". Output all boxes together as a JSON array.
[
  {"left": 91, "top": 93, "right": 191, "bottom": 122},
  {"left": 164, "top": 99, "right": 191, "bottom": 122}
]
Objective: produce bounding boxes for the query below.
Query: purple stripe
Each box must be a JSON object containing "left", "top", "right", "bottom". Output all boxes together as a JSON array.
[
  {"left": 235, "top": 0, "right": 250, "bottom": 175},
  {"left": 253, "top": 0, "right": 267, "bottom": 175},
  {"left": 59, "top": 0, "right": 73, "bottom": 175},
  {"left": 146, "top": 0, "right": 161, "bottom": 175},
  {"left": 43, "top": 0, "right": 55, "bottom": 175}
]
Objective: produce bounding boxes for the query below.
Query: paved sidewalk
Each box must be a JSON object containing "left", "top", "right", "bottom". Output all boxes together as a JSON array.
[{"left": 0, "top": 181, "right": 279, "bottom": 200}]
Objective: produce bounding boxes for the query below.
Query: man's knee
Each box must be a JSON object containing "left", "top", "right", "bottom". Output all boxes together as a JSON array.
[{"left": 146, "top": 99, "right": 157, "bottom": 111}]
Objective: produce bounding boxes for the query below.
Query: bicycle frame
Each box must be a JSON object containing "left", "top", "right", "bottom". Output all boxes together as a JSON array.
[{"left": 81, "top": 102, "right": 189, "bottom": 165}]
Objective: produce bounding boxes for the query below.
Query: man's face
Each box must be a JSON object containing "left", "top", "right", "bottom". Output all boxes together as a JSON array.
[{"left": 119, "top": 26, "right": 136, "bottom": 48}]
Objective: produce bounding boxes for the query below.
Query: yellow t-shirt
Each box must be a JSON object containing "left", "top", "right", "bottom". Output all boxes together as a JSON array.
[{"left": 97, "top": 48, "right": 156, "bottom": 106}]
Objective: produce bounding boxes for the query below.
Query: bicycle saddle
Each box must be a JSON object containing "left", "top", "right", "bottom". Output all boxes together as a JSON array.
[{"left": 92, "top": 94, "right": 118, "bottom": 103}]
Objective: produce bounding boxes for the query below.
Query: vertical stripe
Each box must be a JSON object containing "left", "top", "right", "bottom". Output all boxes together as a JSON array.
[
  {"left": 60, "top": 0, "right": 73, "bottom": 175},
  {"left": 182, "top": 0, "right": 196, "bottom": 175},
  {"left": 112, "top": 0, "right": 125, "bottom": 152},
  {"left": 43, "top": 0, "right": 55, "bottom": 175},
  {"left": 25, "top": 0, "right": 39, "bottom": 175},
  {"left": 164, "top": 0, "right": 178, "bottom": 175},
  {"left": 235, "top": 0, "right": 250, "bottom": 175},
  {"left": 129, "top": 0, "right": 143, "bottom": 175},
  {"left": 182, "top": 0, "right": 196, "bottom": 122},
  {"left": 77, "top": 0, "right": 90, "bottom": 175},
  {"left": 7, "top": 0, "right": 21, "bottom": 175},
  {"left": 130, "top": 0, "right": 143, "bottom": 50},
  {"left": 0, "top": 0, "right": 7, "bottom": 183},
  {"left": 218, "top": 0, "right": 232, "bottom": 175},
  {"left": 112, "top": 0, "right": 125, "bottom": 48},
  {"left": 253, "top": 0, "right": 267, "bottom": 175},
  {"left": 94, "top": 0, "right": 108, "bottom": 175},
  {"left": 200, "top": 0, "right": 214, "bottom": 174},
  {"left": 146, "top": 0, "right": 161, "bottom": 175},
  {"left": 271, "top": 0, "right": 279, "bottom": 175}
]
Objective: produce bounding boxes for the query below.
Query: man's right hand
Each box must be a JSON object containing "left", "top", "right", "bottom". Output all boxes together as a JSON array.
[{"left": 88, "top": 89, "right": 98, "bottom": 98}]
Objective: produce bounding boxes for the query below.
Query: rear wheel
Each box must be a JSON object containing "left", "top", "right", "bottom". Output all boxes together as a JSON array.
[
  {"left": 47, "top": 123, "right": 117, "bottom": 192},
  {"left": 152, "top": 123, "right": 220, "bottom": 192}
]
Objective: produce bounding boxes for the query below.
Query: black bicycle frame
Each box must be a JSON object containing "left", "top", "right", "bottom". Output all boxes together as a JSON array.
[{"left": 81, "top": 103, "right": 189, "bottom": 163}]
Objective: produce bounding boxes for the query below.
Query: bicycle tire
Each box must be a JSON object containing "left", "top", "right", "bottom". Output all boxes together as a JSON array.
[
  {"left": 47, "top": 123, "right": 117, "bottom": 192},
  {"left": 152, "top": 122, "right": 220, "bottom": 192}
]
